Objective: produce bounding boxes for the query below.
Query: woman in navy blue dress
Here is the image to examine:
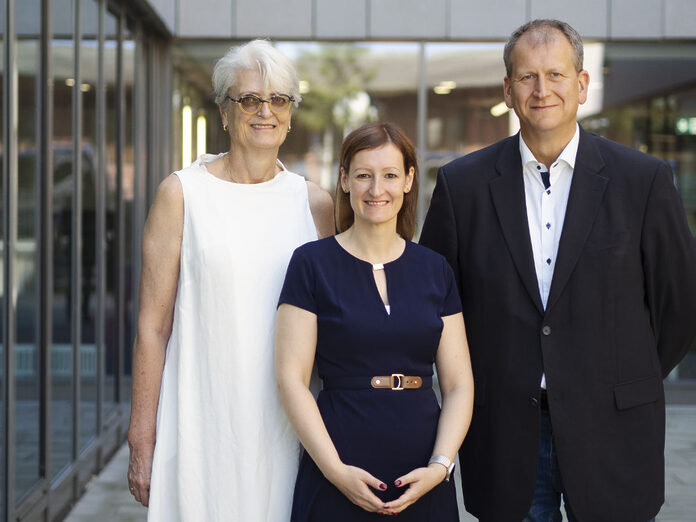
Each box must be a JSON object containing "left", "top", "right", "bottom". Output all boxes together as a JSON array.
[{"left": 276, "top": 122, "right": 474, "bottom": 519}]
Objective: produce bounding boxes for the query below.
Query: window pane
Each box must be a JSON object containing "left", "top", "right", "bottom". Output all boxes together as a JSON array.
[
  {"left": 51, "top": 0, "right": 74, "bottom": 478},
  {"left": 122, "top": 23, "right": 135, "bottom": 403},
  {"left": 16, "top": 0, "right": 42, "bottom": 498},
  {"left": 80, "top": 0, "right": 98, "bottom": 449},
  {"left": 104, "top": 8, "right": 118, "bottom": 413}
]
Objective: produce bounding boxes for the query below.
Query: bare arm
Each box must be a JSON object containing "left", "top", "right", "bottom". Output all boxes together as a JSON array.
[
  {"left": 307, "top": 180, "right": 335, "bottom": 238},
  {"left": 275, "top": 304, "right": 390, "bottom": 514},
  {"left": 383, "top": 313, "right": 474, "bottom": 514},
  {"left": 127, "top": 174, "right": 184, "bottom": 507}
]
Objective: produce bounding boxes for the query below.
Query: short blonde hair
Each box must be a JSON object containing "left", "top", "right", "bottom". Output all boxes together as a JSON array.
[{"left": 211, "top": 39, "right": 301, "bottom": 107}]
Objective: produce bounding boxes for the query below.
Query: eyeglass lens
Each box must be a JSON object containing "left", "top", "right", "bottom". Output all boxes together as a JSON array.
[{"left": 239, "top": 95, "right": 291, "bottom": 113}]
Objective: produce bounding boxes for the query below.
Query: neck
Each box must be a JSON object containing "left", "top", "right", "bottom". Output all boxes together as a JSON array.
[
  {"left": 224, "top": 145, "right": 280, "bottom": 184},
  {"left": 521, "top": 124, "right": 576, "bottom": 170},
  {"left": 339, "top": 219, "right": 404, "bottom": 264}
]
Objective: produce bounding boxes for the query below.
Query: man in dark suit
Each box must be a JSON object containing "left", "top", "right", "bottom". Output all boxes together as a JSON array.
[{"left": 420, "top": 19, "right": 696, "bottom": 522}]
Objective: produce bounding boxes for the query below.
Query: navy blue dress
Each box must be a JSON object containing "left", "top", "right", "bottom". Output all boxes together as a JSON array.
[{"left": 279, "top": 236, "right": 461, "bottom": 521}]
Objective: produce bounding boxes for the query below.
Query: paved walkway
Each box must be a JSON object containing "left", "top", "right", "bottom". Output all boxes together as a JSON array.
[{"left": 65, "top": 406, "right": 696, "bottom": 521}]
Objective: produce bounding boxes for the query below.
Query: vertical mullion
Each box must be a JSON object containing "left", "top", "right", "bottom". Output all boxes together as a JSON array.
[
  {"left": 115, "top": 6, "right": 124, "bottom": 406},
  {"left": 96, "top": 0, "right": 105, "bottom": 438},
  {"left": 72, "top": 0, "right": 83, "bottom": 462},
  {"left": 39, "top": 0, "right": 54, "bottom": 490},
  {"left": 3, "top": 0, "right": 17, "bottom": 518}
]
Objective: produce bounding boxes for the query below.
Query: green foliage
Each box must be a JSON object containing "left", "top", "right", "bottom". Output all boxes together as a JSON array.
[{"left": 294, "top": 45, "right": 375, "bottom": 132}]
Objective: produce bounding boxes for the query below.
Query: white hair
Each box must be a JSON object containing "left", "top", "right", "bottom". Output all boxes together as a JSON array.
[{"left": 211, "top": 39, "right": 301, "bottom": 107}]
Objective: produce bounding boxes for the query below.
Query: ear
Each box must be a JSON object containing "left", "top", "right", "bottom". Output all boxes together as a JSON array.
[
  {"left": 577, "top": 69, "right": 590, "bottom": 105},
  {"left": 219, "top": 104, "right": 228, "bottom": 130},
  {"left": 404, "top": 166, "right": 415, "bottom": 193},
  {"left": 339, "top": 167, "right": 349, "bottom": 193},
  {"left": 503, "top": 76, "right": 513, "bottom": 108}
]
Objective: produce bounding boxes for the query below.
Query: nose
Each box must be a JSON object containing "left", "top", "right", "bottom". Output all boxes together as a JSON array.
[
  {"left": 368, "top": 176, "right": 383, "bottom": 195},
  {"left": 534, "top": 76, "right": 549, "bottom": 98},
  {"left": 257, "top": 100, "right": 272, "bottom": 117}
]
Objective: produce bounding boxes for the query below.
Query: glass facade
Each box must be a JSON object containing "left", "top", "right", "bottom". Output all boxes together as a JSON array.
[{"left": 0, "top": 1, "right": 167, "bottom": 520}]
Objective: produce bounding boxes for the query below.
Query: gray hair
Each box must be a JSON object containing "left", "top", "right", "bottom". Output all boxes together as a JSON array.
[
  {"left": 211, "top": 39, "right": 301, "bottom": 107},
  {"left": 503, "top": 19, "right": 584, "bottom": 78}
]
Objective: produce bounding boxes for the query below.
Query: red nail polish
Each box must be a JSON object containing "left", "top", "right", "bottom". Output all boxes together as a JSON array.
[
  {"left": 379, "top": 482, "right": 387, "bottom": 490},
  {"left": 394, "top": 479, "right": 401, "bottom": 486}
]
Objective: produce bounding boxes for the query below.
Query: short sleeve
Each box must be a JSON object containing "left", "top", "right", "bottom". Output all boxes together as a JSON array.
[
  {"left": 441, "top": 257, "right": 462, "bottom": 317},
  {"left": 278, "top": 247, "right": 317, "bottom": 314}
]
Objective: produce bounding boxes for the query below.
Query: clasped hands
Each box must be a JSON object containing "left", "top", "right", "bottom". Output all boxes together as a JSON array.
[{"left": 327, "top": 462, "right": 448, "bottom": 516}]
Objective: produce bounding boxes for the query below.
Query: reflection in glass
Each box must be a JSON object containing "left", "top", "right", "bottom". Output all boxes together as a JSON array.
[
  {"left": 123, "top": 26, "right": 135, "bottom": 403},
  {"left": 104, "top": 8, "right": 118, "bottom": 413},
  {"left": 80, "top": 0, "right": 99, "bottom": 449},
  {"left": 16, "top": 0, "right": 42, "bottom": 497},
  {"left": 51, "top": 0, "right": 74, "bottom": 478}
]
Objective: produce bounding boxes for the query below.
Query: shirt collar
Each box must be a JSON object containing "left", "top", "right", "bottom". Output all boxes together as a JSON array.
[{"left": 519, "top": 123, "right": 580, "bottom": 171}]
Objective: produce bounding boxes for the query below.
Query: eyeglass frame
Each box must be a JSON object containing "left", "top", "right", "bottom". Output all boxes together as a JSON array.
[{"left": 225, "top": 93, "right": 296, "bottom": 115}]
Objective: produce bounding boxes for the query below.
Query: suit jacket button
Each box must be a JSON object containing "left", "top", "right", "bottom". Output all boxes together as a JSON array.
[
  {"left": 542, "top": 325, "right": 551, "bottom": 336},
  {"left": 530, "top": 397, "right": 539, "bottom": 407}
]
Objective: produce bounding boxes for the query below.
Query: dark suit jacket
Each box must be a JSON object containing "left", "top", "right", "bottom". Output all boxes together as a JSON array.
[{"left": 420, "top": 127, "right": 696, "bottom": 522}]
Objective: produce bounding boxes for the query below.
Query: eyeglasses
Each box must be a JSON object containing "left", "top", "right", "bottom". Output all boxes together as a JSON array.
[{"left": 225, "top": 94, "right": 295, "bottom": 115}]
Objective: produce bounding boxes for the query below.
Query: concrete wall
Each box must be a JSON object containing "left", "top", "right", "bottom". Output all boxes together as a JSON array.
[{"left": 141, "top": 0, "right": 696, "bottom": 40}]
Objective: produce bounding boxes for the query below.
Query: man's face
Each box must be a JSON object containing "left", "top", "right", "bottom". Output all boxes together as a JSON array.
[{"left": 503, "top": 29, "right": 589, "bottom": 139}]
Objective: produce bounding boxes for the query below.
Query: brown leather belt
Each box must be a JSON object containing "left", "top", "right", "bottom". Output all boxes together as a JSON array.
[
  {"left": 322, "top": 374, "right": 431, "bottom": 391},
  {"left": 371, "top": 374, "right": 423, "bottom": 390}
]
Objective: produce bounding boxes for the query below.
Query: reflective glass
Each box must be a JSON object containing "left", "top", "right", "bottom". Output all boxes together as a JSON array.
[
  {"left": 16, "top": 0, "right": 42, "bottom": 498},
  {"left": 123, "top": 23, "right": 135, "bottom": 403},
  {"left": 80, "top": 0, "right": 99, "bottom": 448},
  {"left": 51, "top": 0, "right": 74, "bottom": 478},
  {"left": 104, "top": 8, "right": 118, "bottom": 413}
]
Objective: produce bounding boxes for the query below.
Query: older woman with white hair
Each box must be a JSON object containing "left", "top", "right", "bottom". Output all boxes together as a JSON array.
[{"left": 127, "top": 39, "right": 333, "bottom": 521}]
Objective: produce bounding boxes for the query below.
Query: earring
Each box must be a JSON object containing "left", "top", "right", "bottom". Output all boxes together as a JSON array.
[
  {"left": 223, "top": 124, "right": 228, "bottom": 131},
  {"left": 287, "top": 124, "right": 292, "bottom": 134}
]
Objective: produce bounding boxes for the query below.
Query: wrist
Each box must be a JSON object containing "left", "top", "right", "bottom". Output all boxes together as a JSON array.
[
  {"left": 321, "top": 459, "right": 346, "bottom": 484},
  {"left": 428, "top": 454, "right": 455, "bottom": 482}
]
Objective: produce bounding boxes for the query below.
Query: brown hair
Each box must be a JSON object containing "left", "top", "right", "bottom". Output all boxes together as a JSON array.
[{"left": 335, "top": 122, "right": 419, "bottom": 239}]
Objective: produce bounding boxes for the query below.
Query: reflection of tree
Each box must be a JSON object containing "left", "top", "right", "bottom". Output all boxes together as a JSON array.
[{"left": 294, "top": 45, "right": 376, "bottom": 188}]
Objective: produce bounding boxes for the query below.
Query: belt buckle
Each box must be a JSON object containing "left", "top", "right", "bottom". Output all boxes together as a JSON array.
[{"left": 391, "top": 373, "right": 405, "bottom": 390}]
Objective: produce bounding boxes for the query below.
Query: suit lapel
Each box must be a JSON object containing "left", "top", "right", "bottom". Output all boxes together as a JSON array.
[
  {"left": 546, "top": 129, "right": 608, "bottom": 312},
  {"left": 490, "top": 134, "right": 545, "bottom": 315}
]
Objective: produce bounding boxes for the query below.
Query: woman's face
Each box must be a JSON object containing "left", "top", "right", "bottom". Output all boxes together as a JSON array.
[
  {"left": 220, "top": 68, "right": 292, "bottom": 152},
  {"left": 340, "top": 143, "right": 414, "bottom": 229}
]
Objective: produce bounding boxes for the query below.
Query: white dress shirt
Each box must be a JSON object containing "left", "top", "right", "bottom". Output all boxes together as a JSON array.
[{"left": 520, "top": 123, "right": 580, "bottom": 388}]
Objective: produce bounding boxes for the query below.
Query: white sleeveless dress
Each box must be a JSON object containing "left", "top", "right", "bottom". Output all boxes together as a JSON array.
[{"left": 147, "top": 154, "right": 318, "bottom": 522}]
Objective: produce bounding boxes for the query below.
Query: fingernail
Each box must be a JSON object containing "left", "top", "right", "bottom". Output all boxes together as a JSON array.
[
  {"left": 379, "top": 482, "right": 387, "bottom": 490},
  {"left": 394, "top": 479, "right": 401, "bottom": 486}
]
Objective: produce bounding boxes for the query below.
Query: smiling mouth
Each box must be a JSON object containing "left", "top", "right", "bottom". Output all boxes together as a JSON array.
[
  {"left": 365, "top": 201, "right": 388, "bottom": 206},
  {"left": 251, "top": 124, "right": 276, "bottom": 129}
]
